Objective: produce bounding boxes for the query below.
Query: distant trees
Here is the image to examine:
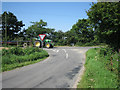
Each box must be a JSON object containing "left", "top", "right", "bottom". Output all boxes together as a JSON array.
[
  {"left": 63, "top": 2, "right": 120, "bottom": 50},
  {"left": 2, "top": 12, "right": 25, "bottom": 41},
  {"left": 87, "top": 2, "right": 120, "bottom": 50},
  {"left": 51, "top": 30, "right": 66, "bottom": 45},
  {"left": 56, "top": 18, "right": 97, "bottom": 46},
  {"left": 2, "top": 2, "right": 120, "bottom": 51},
  {"left": 26, "top": 19, "right": 55, "bottom": 39},
  {"left": 48, "top": 19, "right": 97, "bottom": 46},
  {"left": 64, "top": 30, "right": 77, "bottom": 45},
  {"left": 69, "top": 19, "right": 95, "bottom": 46}
]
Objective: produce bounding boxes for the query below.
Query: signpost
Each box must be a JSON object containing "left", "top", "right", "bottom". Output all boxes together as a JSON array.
[{"left": 39, "top": 34, "right": 46, "bottom": 48}]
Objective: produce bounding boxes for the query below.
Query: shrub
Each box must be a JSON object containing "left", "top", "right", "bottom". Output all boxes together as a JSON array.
[
  {"left": 97, "top": 48, "right": 119, "bottom": 74},
  {"left": 78, "top": 48, "right": 119, "bottom": 88},
  {"left": 2, "top": 47, "right": 49, "bottom": 71}
]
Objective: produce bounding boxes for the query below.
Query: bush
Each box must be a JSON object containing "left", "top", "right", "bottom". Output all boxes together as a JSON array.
[
  {"left": 75, "top": 42, "right": 84, "bottom": 46},
  {"left": 2, "top": 47, "right": 43, "bottom": 56},
  {"left": 98, "top": 48, "right": 119, "bottom": 75},
  {"left": 84, "top": 42, "right": 94, "bottom": 46},
  {"left": 75, "top": 42, "right": 96, "bottom": 46},
  {"left": 77, "top": 48, "right": 119, "bottom": 88},
  {"left": 2, "top": 47, "right": 49, "bottom": 71}
]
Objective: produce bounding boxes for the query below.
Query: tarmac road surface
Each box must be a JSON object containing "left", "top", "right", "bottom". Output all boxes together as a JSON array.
[{"left": 2, "top": 47, "right": 93, "bottom": 88}]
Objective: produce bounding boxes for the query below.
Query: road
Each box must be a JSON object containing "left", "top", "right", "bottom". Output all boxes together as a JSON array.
[{"left": 2, "top": 47, "right": 92, "bottom": 88}]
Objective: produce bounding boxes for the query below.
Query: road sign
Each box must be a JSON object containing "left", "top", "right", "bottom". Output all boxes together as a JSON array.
[{"left": 39, "top": 34, "right": 46, "bottom": 41}]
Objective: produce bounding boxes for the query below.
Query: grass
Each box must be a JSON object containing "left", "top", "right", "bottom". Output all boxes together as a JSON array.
[
  {"left": 3, "top": 57, "right": 48, "bottom": 71},
  {"left": 2, "top": 47, "right": 49, "bottom": 72},
  {"left": 77, "top": 48, "right": 119, "bottom": 88}
]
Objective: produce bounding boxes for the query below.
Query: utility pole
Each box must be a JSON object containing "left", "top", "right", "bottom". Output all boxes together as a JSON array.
[{"left": 5, "top": 12, "right": 7, "bottom": 46}]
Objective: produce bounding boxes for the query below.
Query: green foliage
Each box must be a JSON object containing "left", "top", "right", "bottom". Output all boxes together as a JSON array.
[
  {"left": 2, "top": 47, "right": 49, "bottom": 71},
  {"left": 26, "top": 19, "right": 55, "bottom": 38},
  {"left": 64, "top": 19, "right": 98, "bottom": 46},
  {"left": 76, "top": 41, "right": 95, "bottom": 46},
  {"left": 71, "top": 19, "right": 94, "bottom": 43},
  {"left": 77, "top": 48, "right": 119, "bottom": 88},
  {"left": 2, "top": 2, "right": 120, "bottom": 50},
  {"left": 51, "top": 30, "right": 67, "bottom": 46},
  {"left": 87, "top": 2, "right": 120, "bottom": 50},
  {"left": 2, "top": 11, "right": 25, "bottom": 41},
  {"left": 98, "top": 48, "right": 119, "bottom": 75}
]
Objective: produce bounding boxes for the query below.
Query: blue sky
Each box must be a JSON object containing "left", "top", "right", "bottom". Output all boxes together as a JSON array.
[{"left": 2, "top": 2, "right": 93, "bottom": 32}]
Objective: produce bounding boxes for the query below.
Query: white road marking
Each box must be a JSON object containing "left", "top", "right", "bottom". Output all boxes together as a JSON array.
[
  {"left": 44, "top": 48, "right": 68, "bottom": 58},
  {"left": 53, "top": 49, "right": 56, "bottom": 52},
  {"left": 43, "top": 49, "right": 52, "bottom": 50},
  {"left": 56, "top": 50, "right": 59, "bottom": 53},
  {"left": 53, "top": 49, "right": 59, "bottom": 53},
  {"left": 44, "top": 49, "right": 59, "bottom": 53},
  {"left": 66, "top": 53, "right": 68, "bottom": 59},
  {"left": 62, "top": 49, "right": 68, "bottom": 59}
]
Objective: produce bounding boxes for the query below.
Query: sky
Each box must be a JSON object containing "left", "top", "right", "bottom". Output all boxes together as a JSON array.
[{"left": 2, "top": 2, "right": 94, "bottom": 32}]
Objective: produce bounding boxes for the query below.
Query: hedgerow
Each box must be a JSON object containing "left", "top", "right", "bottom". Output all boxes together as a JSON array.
[
  {"left": 77, "top": 48, "right": 119, "bottom": 88},
  {"left": 2, "top": 47, "right": 49, "bottom": 71}
]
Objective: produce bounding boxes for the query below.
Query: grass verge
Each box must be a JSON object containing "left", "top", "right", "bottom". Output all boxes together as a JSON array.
[
  {"left": 2, "top": 47, "right": 49, "bottom": 72},
  {"left": 77, "top": 48, "right": 119, "bottom": 88},
  {"left": 3, "top": 57, "right": 48, "bottom": 72}
]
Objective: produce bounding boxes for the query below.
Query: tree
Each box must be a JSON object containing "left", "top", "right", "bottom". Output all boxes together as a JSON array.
[
  {"left": 87, "top": 2, "right": 120, "bottom": 51},
  {"left": 70, "top": 19, "right": 95, "bottom": 45},
  {"left": 2, "top": 11, "right": 25, "bottom": 41},
  {"left": 51, "top": 30, "right": 64, "bottom": 45},
  {"left": 64, "top": 30, "right": 78, "bottom": 45},
  {"left": 26, "top": 19, "right": 54, "bottom": 38}
]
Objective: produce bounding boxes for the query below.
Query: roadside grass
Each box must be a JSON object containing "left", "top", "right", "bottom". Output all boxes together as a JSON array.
[
  {"left": 3, "top": 57, "right": 48, "bottom": 71},
  {"left": 2, "top": 47, "right": 49, "bottom": 72},
  {"left": 77, "top": 48, "right": 119, "bottom": 88}
]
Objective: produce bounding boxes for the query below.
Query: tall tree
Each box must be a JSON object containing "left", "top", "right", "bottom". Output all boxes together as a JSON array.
[
  {"left": 70, "top": 19, "right": 95, "bottom": 45},
  {"left": 2, "top": 11, "right": 25, "bottom": 41},
  {"left": 26, "top": 19, "right": 54, "bottom": 38},
  {"left": 87, "top": 2, "right": 120, "bottom": 50}
]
